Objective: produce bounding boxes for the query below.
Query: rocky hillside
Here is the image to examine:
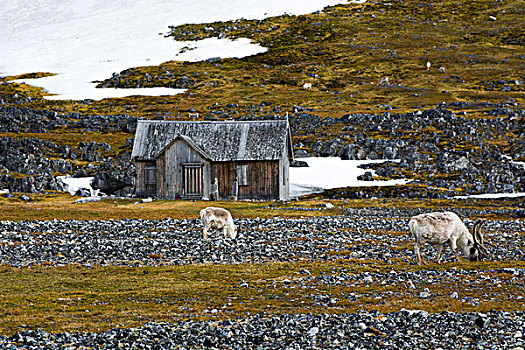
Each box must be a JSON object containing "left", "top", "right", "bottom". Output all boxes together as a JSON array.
[
  {"left": 0, "top": 107, "right": 136, "bottom": 196},
  {"left": 0, "top": 102, "right": 523, "bottom": 198},
  {"left": 0, "top": 0, "right": 523, "bottom": 199},
  {"left": 292, "top": 104, "right": 525, "bottom": 198}
]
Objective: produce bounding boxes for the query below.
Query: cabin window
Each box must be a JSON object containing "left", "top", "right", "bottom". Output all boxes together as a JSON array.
[
  {"left": 236, "top": 164, "right": 249, "bottom": 186},
  {"left": 145, "top": 166, "right": 156, "bottom": 185}
]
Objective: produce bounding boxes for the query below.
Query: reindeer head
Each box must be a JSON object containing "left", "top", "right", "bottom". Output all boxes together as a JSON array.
[
  {"left": 227, "top": 220, "right": 239, "bottom": 240},
  {"left": 230, "top": 224, "right": 238, "bottom": 239},
  {"left": 469, "top": 219, "right": 491, "bottom": 261}
]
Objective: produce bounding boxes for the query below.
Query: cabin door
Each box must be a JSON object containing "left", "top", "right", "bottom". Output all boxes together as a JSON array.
[{"left": 182, "top": 163, "right": 203, "bottom": 199}]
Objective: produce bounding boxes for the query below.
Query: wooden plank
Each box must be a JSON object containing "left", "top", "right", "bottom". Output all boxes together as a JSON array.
[
  {"left": 211, "top": 160, "right": 280, "bottom": 201},
  {"left": 156, "top": 155, "right": 165, "bottom": 198}
]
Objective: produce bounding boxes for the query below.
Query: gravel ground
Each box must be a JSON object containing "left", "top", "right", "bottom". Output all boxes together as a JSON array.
[
  {"left": 0, "top": 214, "right": 523, "bottom": 267},
  {"left": 0, "top": 311, "right": 523, "bottom": 349},
  {"left": 0, "top": 211, "right": 523, "bottom": 349}
]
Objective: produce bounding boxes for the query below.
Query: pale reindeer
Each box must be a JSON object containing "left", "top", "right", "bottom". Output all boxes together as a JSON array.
[
  {"left": 199, "top": 207, "right": 237, "bottom": 239},
  {"left": 303, "top": 82, "right": 312, "bottom": 91},
  {"left": 409, "top": 211, "right": 490, "bottom": 265}
]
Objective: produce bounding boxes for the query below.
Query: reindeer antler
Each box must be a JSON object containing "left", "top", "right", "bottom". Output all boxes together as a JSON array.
[{"left": 474, "top": 219, "right": 492, "bottom": 257}]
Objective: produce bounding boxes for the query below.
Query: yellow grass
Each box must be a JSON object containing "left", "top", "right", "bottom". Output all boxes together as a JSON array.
[{"left": 0, "top": 261, "right": 523, "bottom": 335}]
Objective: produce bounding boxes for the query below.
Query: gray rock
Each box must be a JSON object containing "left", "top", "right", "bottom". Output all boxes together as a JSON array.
[
  {"left": 290, "top": 160, "right": 309, "bottom": 167},
  {"left": 0, "top": 311, "right": 522, "bottom": 349},
  {"left": 91, "top": 159, "right": 135, "bottom": 196},
  {"left": 358, "top": 171, "right": 374, "bottom": 181}
]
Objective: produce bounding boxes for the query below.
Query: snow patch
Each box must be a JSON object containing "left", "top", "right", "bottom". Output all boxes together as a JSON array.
[
  {"left": 289, "top": 157, "right": 409, "bottom": 198},
  {"left": 75, "top": 197, "right": 101, "bottom": 204},
  {"left": 1, "top": 0, "right": 348, "bottom": 100},
  {"left": 57, "top": 176, "right": 95, "bottom": 196},
  {"left": 455, "top": 192, "right": 525, "bottom": 199}
]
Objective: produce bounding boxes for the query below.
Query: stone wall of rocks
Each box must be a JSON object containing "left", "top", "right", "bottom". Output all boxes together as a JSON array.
[
  {"left": 97, "top": 69, "right": 197, "bottom": 89},
  {"left": 1, "top": 311, "right": 523, "bottom": 349},
  {"left": 90, "top": 158, "right": 135, "bottom": 196},
  {"left": 0, "top": 107, "right": 138, "bottom": 195},
  {"left": 0, "top": 213, "right": 522, "bottom": 267}
]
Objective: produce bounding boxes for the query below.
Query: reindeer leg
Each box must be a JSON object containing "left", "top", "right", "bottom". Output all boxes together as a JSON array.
[
  {"left": 420, "top": 251, "right": 428, "bottom": 265},
  {"left": 203, "top": 226, "right": 209, "bottom": 239},
  {"left": 436, "top": 245, "right": 444, "bottom": 263},
  {"left": 414, "top": 244, "right": 420, "bottom": 265},
  {"left": 450, "top": 240, "right": 461, "bottom": 262},
  {"left": 415, "top": 243, "right": 426, "bottom": 265}
]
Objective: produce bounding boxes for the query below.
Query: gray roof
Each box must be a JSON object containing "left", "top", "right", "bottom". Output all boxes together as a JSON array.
[{"left": 131, "top": 119, "right": 293, "bottom": 162}]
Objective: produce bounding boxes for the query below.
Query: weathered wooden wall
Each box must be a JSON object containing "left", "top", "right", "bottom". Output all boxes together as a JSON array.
[
  {"left": 157, "top": 140, "right": 210, "bottom": 199},
  {"left": 155, "top": 155, "right": 167, "bottom": 198},
  {"left": 135, "top": 161, "right": 157, "bottom": 198},
  {"left": 212, "top": 161, "right": 279, "bottom": 201},
  {"left": 137, "top": 158, "right": 288, "bottom": 201}
]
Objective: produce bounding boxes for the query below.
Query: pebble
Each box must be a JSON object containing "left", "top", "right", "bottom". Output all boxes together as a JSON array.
[
  {"left": 419, "top": 289, "right": 431, "bottom": 298},
  {"left": 0, "top": 213, "right": 522, "bottom": 268},
  {"left": 0, "top": 311, "right": 522, "bottom": 349},
  {"left": 0, "top": 212, "right": 522, "bottom": 348}
]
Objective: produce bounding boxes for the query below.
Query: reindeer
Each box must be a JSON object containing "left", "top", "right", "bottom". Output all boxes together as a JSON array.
[
  {"left": 409, "top": 212, "right": 490, "bottom": 265},
  {"left": 199, "top": 207, "right": 237, "bottom": 239}
]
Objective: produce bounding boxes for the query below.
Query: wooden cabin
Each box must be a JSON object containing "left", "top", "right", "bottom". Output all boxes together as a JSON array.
[{"left": 131, "top": 119, "right": 293, "bottom": 201}]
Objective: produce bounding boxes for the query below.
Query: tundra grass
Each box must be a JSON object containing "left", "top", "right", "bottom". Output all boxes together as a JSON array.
[
  {"left": 0, "top": 194, "right": 523, "bottom": 221},
  {"left": 0, "top": 131, "right": 130, "bottom": 150},
  {"left": 0, "top": 195, "right": 342, "bottom": 221},
  {"left": 0, "top": 260, "right": 523, "bottom": 335},
  {"left": 0, "top": 196, "right": 522, "bottom": 335},
  {"left": 0, "top": 0, "right": 523, "bottom": 334}
]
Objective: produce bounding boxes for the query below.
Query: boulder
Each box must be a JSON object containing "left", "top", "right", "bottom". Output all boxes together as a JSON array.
[
  {"left": 338, "top": 144, "right": 357, "bottom": 160},
  {"left": 290, "top": 160, "right": 309, "bottom": 167},
  {"left": 175, "top": 76, "right": 195, "bottom": 88},
  {"left": 367, "top": 150, "right": 379, "bottom": 160},
  {"left": 91, "top": 159, "right": 135, "bottom": 196},
  {"left": 358, "top": 171, "right": 374, "bottom": 181},
  {"left": 356, "top": 148, "right": 367, "bottom": 160},
  {"left": 453, "top": 156, "right": 469, "bottom": 170},
  {"left": 383, "top": 146, "right": 398, "bottom": 159},
  {"left": 313, "top": 138, "right": 345, "bottom": 157},
  {"left": 294, "top": 149, "right": 310, "bottom": 158}
]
